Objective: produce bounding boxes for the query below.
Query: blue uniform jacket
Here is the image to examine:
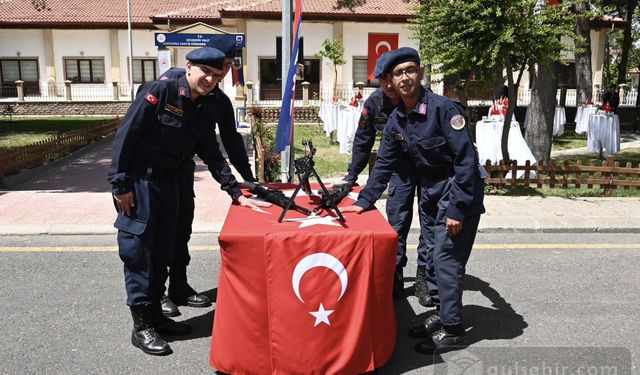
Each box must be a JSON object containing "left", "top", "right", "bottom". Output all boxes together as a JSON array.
[
  {"left": 344, "top": 88, "right": 396, "bottom": 183},
  {"left": 107, "top": 75, "right": 242, "bottom": 199},
  {"left": 159, "top": 68, "right": 255, "bottom": 181},
  {"left": 356, "top": 87, "right": 485, "bottom": 221}
]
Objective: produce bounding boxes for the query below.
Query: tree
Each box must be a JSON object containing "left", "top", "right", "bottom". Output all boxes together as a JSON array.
[
  {"left": 316, "top": 39, "right": 347, "bottom": 102},
  {"left": 573, "top": 1, "right": 594, "bottom": 105},
  {"left": 411, "top": 0, "right": 574, "bottom": 162},
  {"left": 616, "top": 0, "right": 638, "bottom": 85}
]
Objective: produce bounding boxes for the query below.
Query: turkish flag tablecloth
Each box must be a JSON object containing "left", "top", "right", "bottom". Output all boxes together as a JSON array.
[{"left": 210, "top": 183, "right": 398, "bottom": 374}]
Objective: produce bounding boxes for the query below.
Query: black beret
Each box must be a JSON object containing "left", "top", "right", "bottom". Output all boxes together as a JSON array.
[
  {"left": 384, "top": 47, "right": 421, "bottom": 75},
  {"left": 185, "top": 47, "right": 225, "bottom": 70},
  {"left": 206, "top": 35, "right": 237, "bottom": 58},
  {"left": 373, "top": 51, "right": 392, "bottom": 79}
]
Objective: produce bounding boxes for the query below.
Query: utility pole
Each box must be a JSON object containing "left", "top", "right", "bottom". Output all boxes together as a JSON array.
[{"left": 127, "top": 0, "right": 135, "bottom": 101}]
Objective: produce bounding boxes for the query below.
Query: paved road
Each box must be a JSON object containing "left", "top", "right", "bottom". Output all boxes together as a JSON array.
[{"left": 0, "top": 233, "right": 637, "bottom": 374}]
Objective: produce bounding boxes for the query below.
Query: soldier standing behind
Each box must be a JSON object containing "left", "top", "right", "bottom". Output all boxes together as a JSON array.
[
  {"left": 337, "top": 51, "right": 431, "bottom": 306},
  {"left": 108, "top": 47, "right": 269, "bottom": 355},
  {"left": 341, "top": 47, "right": 484, "bottom": 352}
]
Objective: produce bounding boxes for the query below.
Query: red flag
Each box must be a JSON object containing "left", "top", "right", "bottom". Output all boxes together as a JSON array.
[{"left": 368, "top": 33, "right": 398, "bottom": 80}]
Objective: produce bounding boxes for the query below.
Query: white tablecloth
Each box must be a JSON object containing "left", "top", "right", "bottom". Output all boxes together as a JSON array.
[
  {"left": 318, "top": 103, "right": 360, "bottom": 154},
  {"left": 476, "top": 119, "right": 537, "bottom": 178},
  {"left": 336, "top": 108, "right": 360, "bottom": 154},
  {"left": 319, "top": 103, "right": 340, "bottom": 136},
  {"left": 588, "top": 114, "right": 620, "bottom": 156},
  {"left": 574, "top": 106, "right": 598, "bottom": 134},
  {"left": 553, "top": 107, "right": 566, "bottom": 136}
]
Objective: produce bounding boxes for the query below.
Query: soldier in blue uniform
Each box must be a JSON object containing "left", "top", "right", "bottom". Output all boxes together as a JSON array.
[
  {"left": 108, "top": 47, "right": 269, "bottom": 356},
  {"left": 338, "top": 51, "right": 431, "bottom": 306},
  {"left": 341, "top": 48, "right": 484, "bottom": 352},
  {"left": 157, "top": 36, "right": 257, "bottom": 318}
]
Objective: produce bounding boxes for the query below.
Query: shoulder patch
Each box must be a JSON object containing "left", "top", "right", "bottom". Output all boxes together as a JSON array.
[
  {"left": 450, "top": 114, "right": 466, "bottom": 130},
  {"left": 361, "top": 108, "right": 369, "bottom": 119},
  {"left": 144, "top": 92, "right": 158, "bottom": 105},
  {"left": 418, "top": 103, "right": 427, "bottom": 115}
]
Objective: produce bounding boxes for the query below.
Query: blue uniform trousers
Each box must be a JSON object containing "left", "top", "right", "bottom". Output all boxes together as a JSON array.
[
  {"left": 386, "top": 171, "right": 428, "bottom": 267},
  {"left": 421, "top": 177, "right": 480, "bottom": 326},
  {"left": 116, "top": 174, "right": 179, "bottom": 306},
  {"left": 172, "top": 161, "right": 196, "bottom": 267}
]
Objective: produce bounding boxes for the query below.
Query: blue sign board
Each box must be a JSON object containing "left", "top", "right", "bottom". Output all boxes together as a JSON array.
[{"left": 154, "top": 33, "right": 245, "bottom": 48}]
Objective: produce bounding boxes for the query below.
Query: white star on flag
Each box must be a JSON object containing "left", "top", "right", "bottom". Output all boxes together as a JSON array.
[
  {"left": 309, "top": 303, "right": 334, "bottom": 326},
  {"left": 284, "top": 213, "right": 341, "bottom": 228}
]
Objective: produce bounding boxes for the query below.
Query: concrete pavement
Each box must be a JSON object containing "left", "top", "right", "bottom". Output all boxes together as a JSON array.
[{"left": 1, "top": 133, "right": 639, "bottom": 235}]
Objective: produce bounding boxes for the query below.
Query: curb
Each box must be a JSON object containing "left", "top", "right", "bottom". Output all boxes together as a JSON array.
[{"left": 2, "top": 225, "right": 640, "bottom": 236}]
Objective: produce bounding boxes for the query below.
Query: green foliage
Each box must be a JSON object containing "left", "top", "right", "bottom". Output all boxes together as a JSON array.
[
  {"left": 410, "top": 0, "right": 575, "bottom": 79},
  {"left": 316, "top": 39, "right": 347, "bottom": 67}
]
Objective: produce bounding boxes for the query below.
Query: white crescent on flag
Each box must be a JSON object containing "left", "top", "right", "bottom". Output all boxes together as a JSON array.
[{"left": 375, "top": 41, "right": 392, "bottom": 55}]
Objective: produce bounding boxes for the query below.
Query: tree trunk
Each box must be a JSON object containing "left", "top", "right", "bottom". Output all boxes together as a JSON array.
[
  {"left": 501, "top": 60, "right": 517, "bottom": 162},
  {"left": 574, "top": 2, "right": 593, "bottom": 105},
  {"left": 617, "top": 0, "right": 638, "bottom": 85},
  {"left": 525, "top": 63, "right": 558, "bottom": 165}
]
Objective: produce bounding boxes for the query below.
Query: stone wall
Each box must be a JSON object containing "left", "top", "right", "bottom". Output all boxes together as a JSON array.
[{"left": 1, "top": 101, "right": 130, "bottom": 117}]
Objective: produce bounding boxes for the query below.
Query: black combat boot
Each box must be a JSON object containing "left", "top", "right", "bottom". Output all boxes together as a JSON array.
[
  {"left": 130, "top": 305, "right": 172, "bottom": 355},
  {"left": 150, "top": 302, "right": 192, "bottom": 336},
  {"left": 392, "top": 266, "right": 405, "bottom": 300},
  {"left": 408, "top": 313, "right": 442, "bottom": 338},
  {"left": 168, "top": 266, "right": 211, "bottom": 307},
  {"left": 161, "top": 294, "right": 180, "bottom": 317},
  {"left": 414, "top": 266, "right": 435, "bottom": 307},
  {"left": 415, "top": 324, "right": 468, "bottom": 354}
]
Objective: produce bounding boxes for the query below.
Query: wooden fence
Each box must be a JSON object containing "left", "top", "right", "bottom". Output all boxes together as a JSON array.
[
  {"left": 483, "top": 157, "right": 640, "bottom": 196},
  {"left": 0, "top": 118, "right": 121, "bottom": 180}
]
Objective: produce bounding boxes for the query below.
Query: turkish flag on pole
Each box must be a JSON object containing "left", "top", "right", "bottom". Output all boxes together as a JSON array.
[{"left": 368, "top": 33, "right": 398, "bottom": 80}]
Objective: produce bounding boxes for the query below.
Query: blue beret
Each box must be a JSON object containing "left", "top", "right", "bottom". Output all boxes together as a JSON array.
[
  {"left": 158, "top": 67, "right": 186, "bottom": 80},
  {"left": 206, "top": 35, "right": 237, "bottom": 58},
  {"left": 373, "top": 51, "right": 392, "bottom": 79},
  {"left": 185, "top": 47, "right": 225, "bottom": 70},
  {"left": 384, "top": 47, "right": 421, "bottom": 75}
]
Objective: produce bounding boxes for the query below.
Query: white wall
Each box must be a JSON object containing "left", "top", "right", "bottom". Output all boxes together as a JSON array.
[{"left": 0, "top": 29, "right": 46, "bottom": 80}]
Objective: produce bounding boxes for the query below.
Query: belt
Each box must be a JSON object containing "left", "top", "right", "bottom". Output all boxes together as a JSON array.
[{"left": 131, "top": 162, "right": 178, "bottom": 180}]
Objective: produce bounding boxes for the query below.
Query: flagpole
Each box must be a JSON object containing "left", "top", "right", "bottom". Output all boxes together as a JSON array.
[
  {"left": 280, "top": 0, "right": 292, "bottom": 182},
  {"left": 127, "top": 0, "right": 134, "bottom": 101}
]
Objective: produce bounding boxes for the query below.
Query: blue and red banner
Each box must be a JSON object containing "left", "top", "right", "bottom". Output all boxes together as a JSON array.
[{"left": 275, "top": 0, "right": 303, "bottom": 153}]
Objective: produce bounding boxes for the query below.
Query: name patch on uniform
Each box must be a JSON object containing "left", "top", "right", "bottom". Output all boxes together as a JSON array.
[
  {"left": 165, "top": 103, "right": 183, "bottom": 117},
  {"left": 394, "top": 133, "right": 405, "bottom": 141},
  {"left": 450, "top": 114, "right": 466, "bottom": 130},
  {"left": 361, "top": 108, "right": 369, "bottom": 119},
  {"left": 418, "top": 103, "right": 427, "bottom": 115},
  {"left": 375, "top": 116, "right": 387, "bottom": 124},
  {"left": 144, "top": 92, "right": 158, "bottom": 105},
  {"left": 179, "top": 87, "right": 187, "bottom": 96}
]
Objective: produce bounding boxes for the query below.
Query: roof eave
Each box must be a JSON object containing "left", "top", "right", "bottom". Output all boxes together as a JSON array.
[{"left": 220, "top": 10, "right": 413, "bottom": 23}]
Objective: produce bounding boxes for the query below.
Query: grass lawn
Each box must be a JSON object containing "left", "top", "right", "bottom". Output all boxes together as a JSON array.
[{"left": 0, "top": 117, "right": 116, "bottom": 148}]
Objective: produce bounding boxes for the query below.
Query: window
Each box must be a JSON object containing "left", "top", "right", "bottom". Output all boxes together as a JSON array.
[
  {"left": 0, "top": 59, "right": 38, "bottom": 83},
  {"left": 0, "top": 58, "right": 40, "bottom": 97},
  {"left": 64, "top": 58, "right": 105, "bottom": 83},
  {"left": 353, "top": 57, "right": 378, "bottom": 87},
  {"left": 132, "top": 58, "right": 158, "bottom": 83}
]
